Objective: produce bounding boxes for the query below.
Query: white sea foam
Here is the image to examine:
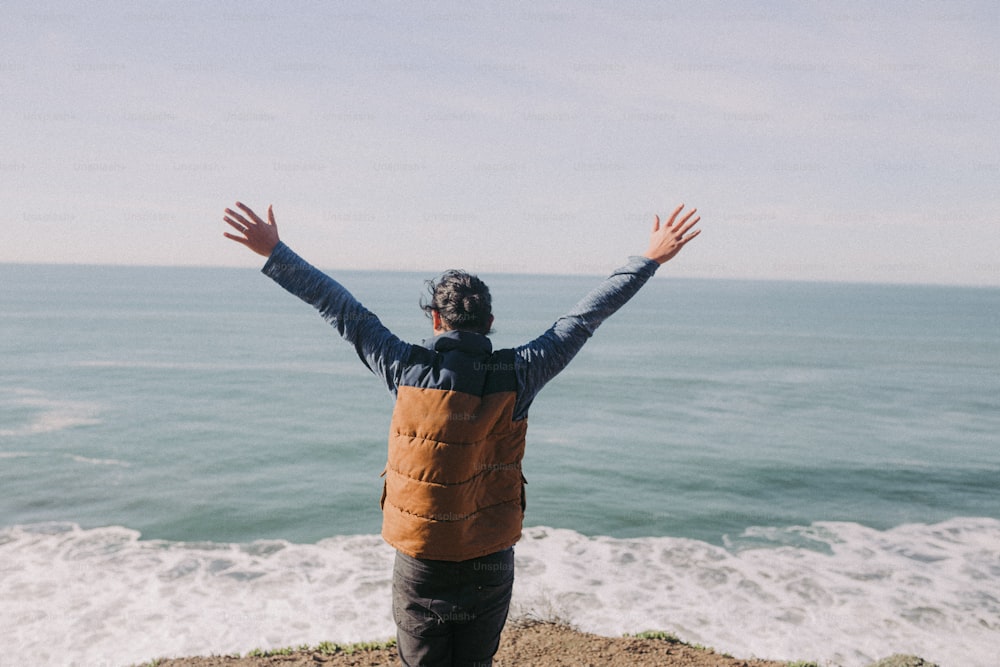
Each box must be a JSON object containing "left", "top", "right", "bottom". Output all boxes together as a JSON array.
[
  {"left": 66, "top": 454, "right": 131, "bottom": 467},
  {"left": 1, "top": 519, "right": 997, "bottom": 667},
  {"left": 1, "top": 524, "right": 397, "bottom": 667},
  {"left": 0, "top": 389, "right": 102, "bottom": 437},
  {"left": 513, "top": 521, "right": 1000, "bottom": 666}
]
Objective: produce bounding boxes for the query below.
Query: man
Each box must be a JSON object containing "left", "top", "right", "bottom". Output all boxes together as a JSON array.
[{"left": 223, "top": 201, "right": 700, "bottom": 666}]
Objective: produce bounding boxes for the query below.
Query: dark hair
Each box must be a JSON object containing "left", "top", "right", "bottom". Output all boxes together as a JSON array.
[{"left": 420, "top": 269, "right": 493, "bottom": 334}]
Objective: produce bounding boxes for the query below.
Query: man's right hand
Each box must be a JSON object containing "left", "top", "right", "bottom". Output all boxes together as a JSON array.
[
  {"left": 223, "top": 201, "right": 280, "bottom": 257},
  {"left": 642, "top": 204, "right": 701, "bottom": 265}
]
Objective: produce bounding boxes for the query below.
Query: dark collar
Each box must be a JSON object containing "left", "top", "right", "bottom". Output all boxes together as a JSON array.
[{"left": 423, "top": 330, "right": 493, "bottom": 355}]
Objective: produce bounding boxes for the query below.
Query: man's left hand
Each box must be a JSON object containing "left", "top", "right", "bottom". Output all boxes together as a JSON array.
[{"left": 223, "top": 201, "right": 280, "bottom": 257}]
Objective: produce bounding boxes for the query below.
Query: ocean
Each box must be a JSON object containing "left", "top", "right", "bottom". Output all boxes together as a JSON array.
[{"left": 2, "top": 261, "right": 998, "bottom": 667}]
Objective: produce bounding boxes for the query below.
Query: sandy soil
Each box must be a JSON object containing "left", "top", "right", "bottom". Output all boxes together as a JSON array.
[{"left": 135, "top": 620, "right": 795, "bottom": 667}]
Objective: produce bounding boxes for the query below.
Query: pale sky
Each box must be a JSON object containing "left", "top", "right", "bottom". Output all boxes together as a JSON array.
[{"left": 2, "top": 1, "right": 998, "bottom": 285}]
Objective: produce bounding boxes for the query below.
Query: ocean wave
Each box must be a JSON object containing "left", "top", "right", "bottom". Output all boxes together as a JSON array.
[
  {"left": 72, "top": 359, "right": 363, "bottom": 375},
  {"left": 1, "top": 519, "right": 997, "bottom": 667}
]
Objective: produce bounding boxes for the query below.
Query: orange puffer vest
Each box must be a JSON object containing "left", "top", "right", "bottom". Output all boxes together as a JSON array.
[{"left": 380, "top": 335, "right": 527, "bottom": 561}]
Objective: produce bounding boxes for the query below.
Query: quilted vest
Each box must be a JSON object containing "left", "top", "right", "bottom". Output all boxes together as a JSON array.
[{"left": 380, "top": 340, "right": 528, "bottom": 561}]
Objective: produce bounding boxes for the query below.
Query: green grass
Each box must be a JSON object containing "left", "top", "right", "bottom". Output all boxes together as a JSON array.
[
  {"left": 626, "top": 629, "right": 685, "bottom": 643},
  {"left": 245, "top": 637, "right": 397, "bottom": 658},
  {"left": 317, "top": 638, "right": 397, "bottom": 654},
  {"left": 131, "top": 638, "right": 397, "bottom": 665},
  {"left": 624, "top": 630, "right": 719, "bottom": 653}
]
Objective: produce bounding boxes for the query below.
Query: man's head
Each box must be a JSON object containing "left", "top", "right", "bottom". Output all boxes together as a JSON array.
[{"left": 421, "top": 269, "right": 494, "bottom": 335}]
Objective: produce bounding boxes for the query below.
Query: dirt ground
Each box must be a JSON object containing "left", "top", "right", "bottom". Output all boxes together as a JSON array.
[{"left": 136, "top": 620, "right": 794, "bottom": 667}]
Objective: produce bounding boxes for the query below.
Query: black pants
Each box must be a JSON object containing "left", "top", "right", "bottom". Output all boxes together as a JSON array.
[{"left": 392, "top": 547, "right": 515, "bottom": 667}]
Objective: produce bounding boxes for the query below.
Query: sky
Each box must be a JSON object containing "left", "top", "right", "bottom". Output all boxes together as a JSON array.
[{"left": 2, "top": 0, "right": 998, "bottom": 285}]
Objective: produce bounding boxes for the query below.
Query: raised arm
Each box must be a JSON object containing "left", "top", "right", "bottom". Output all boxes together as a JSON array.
[
  {"left": 512, "top": 204, "right": 701, "bottom": 419},
  {"left": 222, "top": 201, "right": 412, "bottom": 396}
]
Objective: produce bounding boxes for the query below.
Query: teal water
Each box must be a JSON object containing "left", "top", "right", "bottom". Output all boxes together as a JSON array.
[
  {"left": 3, "top": 262, "right": 1000, "bottom": 666},
  {"left": 2, "top": 263, "right": 999, "bottom": 545}
]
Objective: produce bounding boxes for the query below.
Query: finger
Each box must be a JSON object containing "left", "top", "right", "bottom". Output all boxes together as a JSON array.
[
  {"left": 666, "top": 203, "right": 684, "bottom": 226},
  {"left": 677, "top": 215, "right": 701, "bottom": 236},
  {"left": 678, "top": 208, "right": 698, "bottom": 226},
  {"left": 235, "top": 201, "right": 265, "bottom": 225},
  {"left": 267, "top": 204, "right": 276, "bottom": 227},
  {"left": 223, "top": 216, "right": 249, "bottom": 233},
  {"left": 224, "top": 208, "right": 252, "bottom": 228},
  {"left": 680, "top": 229, "right": 701, "bottom": 244},
  {"left": 651, "top": 214, "right": 660, "bottom": 232},
  {"left": 223, "top": 232, "right": 250, "bottom": 246}
]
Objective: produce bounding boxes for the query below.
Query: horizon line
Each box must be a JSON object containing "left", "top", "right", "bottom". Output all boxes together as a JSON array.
[{"left": 1, "top": 259, "right": 996, "bottom": 290}]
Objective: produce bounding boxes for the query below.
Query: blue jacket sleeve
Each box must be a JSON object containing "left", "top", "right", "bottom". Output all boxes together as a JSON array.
[
  {"left": 512, "top": 256, "right": 659, "bottom": 419},
  {"left": 261, "top": 242, "right": 412, "bottom": 397}
]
